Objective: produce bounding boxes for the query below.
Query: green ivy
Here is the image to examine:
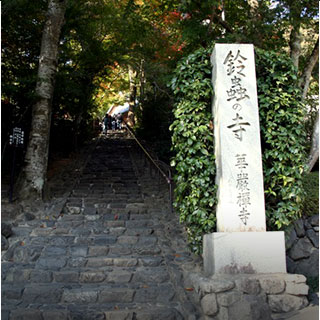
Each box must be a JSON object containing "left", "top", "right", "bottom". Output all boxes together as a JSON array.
[
  {"left": 170, "top": 46, "right": 307, "bottom": 254},
  {"left": 169, "top": 47, "right": 216, "bottom": 254},
  {"left": 302, "top": 172, "right": 319, "bottom": 217},
  {"left": 255, "top": 49, "right": 307, "bottom": 230}
]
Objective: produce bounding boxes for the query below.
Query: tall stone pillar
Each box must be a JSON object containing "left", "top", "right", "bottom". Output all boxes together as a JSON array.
[{"left": 204, "top": 44, "right": 286, "bottom": 275}]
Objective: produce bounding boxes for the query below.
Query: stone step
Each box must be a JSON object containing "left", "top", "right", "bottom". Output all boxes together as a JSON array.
[
  {"left": 3, "top": 265, "right": 172, "bottom": 286},
  {"left": 3, "top": 240, "right": 164, "bottom": 265},
  {"left": 10, "top": 233, "right": 159, "bottom": 246},
  {"left": 3, "top": 305, "right": 182, "bottom": 320},
  {"left": 58, "top": 211, "right": 151, "bottom": 221},
  {"left": 3, "top": 296, "right": 182, "bottom": 320},
  {"left": 7, "top": 215, "right": 159, "bottom": 238},
  {"left": 9, "top": 222, "right": 158, "bottom": 238},
  {"left": 1, "top": 134, "right": 196, "bottom": 319},
  {"left": 3, "top": 263, "right": 173, "bottom": 281},
  {"left": 63, "top": 203, "right": 146, "bottom": 215},
  {"left": 66, "top": 197, "right": 144, "bottom": 205}
]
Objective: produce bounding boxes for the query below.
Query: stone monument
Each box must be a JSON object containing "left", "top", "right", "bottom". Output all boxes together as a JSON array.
[{"left": 204, "top": 44, "right": 287, "bottom": 275}]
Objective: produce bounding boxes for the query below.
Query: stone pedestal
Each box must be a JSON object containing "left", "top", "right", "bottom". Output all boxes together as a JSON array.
[{"left": 203, "top": 231, "right": 287, "bottom": 276}]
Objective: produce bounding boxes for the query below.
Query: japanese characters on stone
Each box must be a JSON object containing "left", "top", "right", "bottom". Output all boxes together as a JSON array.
[
  {"left": 224, "top": 50, "right": 251, "bottom": 142},
  {"left": 235, "top": 153, "right": 251, "bottom": 225},
  {"left": 211, "top": 43, "right": 267, "bottom": 232},
  {"left": 224, "top": 50, "right": 253, "bottom": 226}
]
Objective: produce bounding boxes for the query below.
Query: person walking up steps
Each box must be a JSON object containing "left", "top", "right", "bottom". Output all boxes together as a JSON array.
[{"left": 103, "top": 114, "right": 108, "bottom": 133}]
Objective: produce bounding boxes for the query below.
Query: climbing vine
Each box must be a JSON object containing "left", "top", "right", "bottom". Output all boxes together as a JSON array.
[
  {"left": 255, "top": 49, "right": 307, "bottom": 229},
  {"left": 170, "top": 46, "right": 307, "bottom": 254},
  {"left": 169, "top": 47, "right": 216, "bottom": 254}
]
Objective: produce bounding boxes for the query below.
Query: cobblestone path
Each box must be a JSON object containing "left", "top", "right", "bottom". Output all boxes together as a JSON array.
[{"left": 2, "top": 133, "right": 202, "bottom": 320}]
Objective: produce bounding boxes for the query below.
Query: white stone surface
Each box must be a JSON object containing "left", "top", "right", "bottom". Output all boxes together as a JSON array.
[
  {"left": 211, "top": 43, "right": 266, "bottom": 232},
  {"left": 285, "top": 282, "right": 309, "bottom": 296},
  {"left": 201, "top": 293, "right": 219, "bottom": 316},
  {"left": 203, "top": 232, "right": 287, "bottom": 276}
]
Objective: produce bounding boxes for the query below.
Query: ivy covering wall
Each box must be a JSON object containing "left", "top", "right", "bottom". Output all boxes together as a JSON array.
[
  {"left": 170, "top": 46, "right": 307, "bottom": 254},
  {"left": 170, "top": 47, "right": 216, "bottom": 254},
  {"left": 255, "top": 49, "right": 307, "bottom": 229}
]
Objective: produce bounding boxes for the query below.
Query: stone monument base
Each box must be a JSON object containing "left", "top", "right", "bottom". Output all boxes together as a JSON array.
[
  {"left": 184, "top": 271, "right": 309, "bottom": 320},
  {"left": 203, "top": 231, "right": 286, "bottom": 276}
]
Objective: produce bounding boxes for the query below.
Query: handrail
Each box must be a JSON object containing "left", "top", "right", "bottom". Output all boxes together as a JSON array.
[
  {"left": 123, "top": 122, "right": 171, "bottom": 185},
  {"left": 123, "top": 121, "right": 173, "bottom": 213}
]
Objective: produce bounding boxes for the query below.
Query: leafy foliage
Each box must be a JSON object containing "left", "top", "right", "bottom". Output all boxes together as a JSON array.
[
  {"left": 2, "top": 0, "right": 46, "bottom": 142},
  {"left": 307, "top": 276, "right": 319, "bottom": 295},
  {"left": 301, "top": 172, "right": 319, "bottom": 217},
  {"left": 2, "top": 0, "right": 316, "bottom": 208},
  {"left": 1, "top": 0, "right": 47, "bottom": 177},
  {"left": 169, "top": 46, "right": 217, "bottom": 254},
  {"left": 134, "top": 92, "right": 174, "bottom": 162},
  {"left": 170, "top": 46, "right": 308, "bottom": 253},
  {"left": 255, "top": 49, "right": 307, "bottom": 229}
]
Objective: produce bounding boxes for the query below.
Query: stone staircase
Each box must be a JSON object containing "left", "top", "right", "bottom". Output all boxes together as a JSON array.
[{"left": 2, "top": 133, "right": 202, "bottom": 320}]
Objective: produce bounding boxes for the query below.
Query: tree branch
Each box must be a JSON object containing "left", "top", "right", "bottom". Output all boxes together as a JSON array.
[
  {"left": 211, "top": 11, "right": 233, "bottom": 33},
  {"left": 299, "top": 37, "right": 319, "bottom": 99},
  {"left": 207, "top": 7, "right": 215, "bottom": 36},
  {"left": 307, "top": 110, "right": 319, "bottom": 173}
]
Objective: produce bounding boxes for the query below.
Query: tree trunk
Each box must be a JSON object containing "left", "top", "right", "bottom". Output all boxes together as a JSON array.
[
  {"left": 297, "top": 38, "right": 319, "bottom": 172},
  {"left": 128, "top": 65, "right": 137, "bottom": 127},
  {"left": 17, "top": 0, "right": 66, "bottom": 201},
  {"left": 139, "top": 59, "right": 145, "bottom": 104},
  {"left": 299, "top": 38, "right": 319, "bottom": 99},
  {"left": 307, "top": 110, "right": 319, "bottom": 173},
  {"left": 289, "top": 25, "right": 302, "bottom": 69}
]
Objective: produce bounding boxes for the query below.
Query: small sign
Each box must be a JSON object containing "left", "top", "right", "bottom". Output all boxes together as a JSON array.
[{"left": 9, "top": 127, "right": 24, "bottom": 146}]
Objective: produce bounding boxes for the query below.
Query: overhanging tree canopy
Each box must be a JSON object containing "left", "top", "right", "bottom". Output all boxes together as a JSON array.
[{"left": 1, "top": 0, "right": 318, "bottom": 202}]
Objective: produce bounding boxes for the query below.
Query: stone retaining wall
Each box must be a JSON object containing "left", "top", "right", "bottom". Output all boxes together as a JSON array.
[
  {"left": 185, "top": 272, "right": 309, "bottom": 320},
  {"left": 184, "top": 215, "right": 319, "bottom": 319},
  {"left": 286, "top": 214, "right": 319, "bottom": 277}
]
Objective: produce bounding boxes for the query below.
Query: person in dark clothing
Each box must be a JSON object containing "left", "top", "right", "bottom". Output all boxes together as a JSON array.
[
  {"left": 103, "top": 114, "right": 109, "bottom": 133},
  {"left": 107, "top": 115, "right": 112, "bottom": 130},
  {"left": 111, "top": 116, "right": 116, "bottom": 130},
  {"left": 117, "top": 113, "right": 123, "bottom": 130}
]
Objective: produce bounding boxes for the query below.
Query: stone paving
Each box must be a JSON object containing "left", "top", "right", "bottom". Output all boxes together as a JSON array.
[{"left": 2, "top": 132, "right": 203, "bottom": 320}]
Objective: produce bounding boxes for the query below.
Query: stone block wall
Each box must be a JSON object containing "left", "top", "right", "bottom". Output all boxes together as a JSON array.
[
  {"left": 185, "top": 215, "right": 319, "bottom": 319},
  {"left": 185, "top": 272, "right": 309, "bottom": 320},
  {"left": 285, "top": 214, "right": 319, "bottom": 277}
]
